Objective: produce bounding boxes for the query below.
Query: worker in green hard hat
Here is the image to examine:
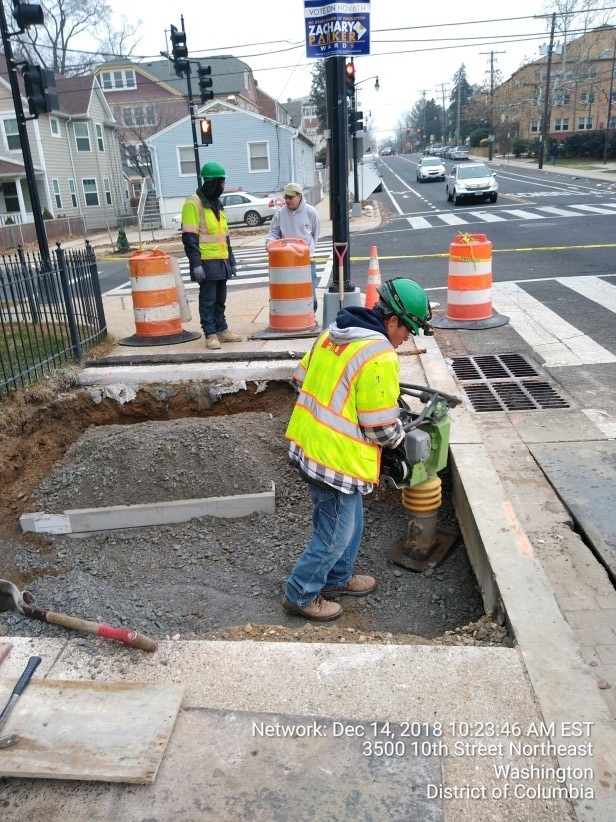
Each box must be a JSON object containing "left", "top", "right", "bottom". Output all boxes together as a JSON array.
[
  {"left": 181, "top": 161, "right": 242, "bottom": 349},
  {"left": 282, "top": 277, "right": 433, "bottom": 622}
]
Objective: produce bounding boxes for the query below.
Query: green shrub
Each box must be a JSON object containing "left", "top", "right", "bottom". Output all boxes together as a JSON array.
[
  {"left": 4, "top": 215, "right": 15, "bottom": 225},
  {"left": 468, "top": 128, "right": 489, "bottom": 147},
  {"left": 42, "top": 208, "right": 53, "bottom": 220},
  {"left": 116, "top": 229, "right": 131, "bottom": 252}
]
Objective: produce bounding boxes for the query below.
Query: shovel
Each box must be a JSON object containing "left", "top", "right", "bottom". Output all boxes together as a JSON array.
[{"left": 0, "top": 580, "right": 157, "bottom": 652}]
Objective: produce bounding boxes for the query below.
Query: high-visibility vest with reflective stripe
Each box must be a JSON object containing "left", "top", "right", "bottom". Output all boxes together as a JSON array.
[
  {"left": 182, "top": 194, "right": 229, "bottom": 260},
  {"left": 286, "top": 331, "right": 401, "bottom": 483}
]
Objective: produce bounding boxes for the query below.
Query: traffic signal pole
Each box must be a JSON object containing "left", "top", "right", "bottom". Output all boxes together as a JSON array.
[
  {"left": 166, "top": 17, "right": 203, "bottom": 185},
  {"left": 0, "top": 2, "right": 51, "bottom": 267},
  {"left": 326, "top": 55, "right": 352, "bottom": 292}
]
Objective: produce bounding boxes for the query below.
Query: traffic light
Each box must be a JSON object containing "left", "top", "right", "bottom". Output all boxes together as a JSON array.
[
  {"left": 345, "top": 60, "right": 355, "bottom": 98},
  {"left": 170, "top": 24, "right": 189, "bottom": 77},
  {"left": 348, "top": 110, "right": 364, "bottom": 136},
  {"left": 12, "top": 2, "right": 44, "bottom": 31},
  {"left": 21, "top": 63, "right": 58, "bottom": 117},
  {"left": 199, "top": 118, "right": 213, "bottom": 145},
  {"left": 197, "top": 64, "right": 213, "bottom": 104}
]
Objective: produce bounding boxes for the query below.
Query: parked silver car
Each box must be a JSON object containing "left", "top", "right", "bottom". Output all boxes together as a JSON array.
[
  {"left": 446, "top": 163, "right": 498, "bottom": 205},
  {"left": 219, "top": 191, "right": 283, "bottom": 227},
  {"left": 450, "top": 145, "right": 469, "bottom": 160},
  {"left": 416, "top": 156, "right": 446, "bottom": 182}
]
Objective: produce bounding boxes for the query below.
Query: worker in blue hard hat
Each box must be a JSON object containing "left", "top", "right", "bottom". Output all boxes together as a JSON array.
[{"left": 181, "top": 161, "right": 242, "bottom": 349}]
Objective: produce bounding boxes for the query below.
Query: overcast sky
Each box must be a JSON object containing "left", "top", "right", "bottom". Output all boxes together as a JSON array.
[{"left": 106, "top": 1, "right": 612, "bottom": 140}]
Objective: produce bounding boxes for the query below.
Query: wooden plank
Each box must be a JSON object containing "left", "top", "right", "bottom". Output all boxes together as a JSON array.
[{"left": 0, "top": 679, "right": 183, "bottom": 783}]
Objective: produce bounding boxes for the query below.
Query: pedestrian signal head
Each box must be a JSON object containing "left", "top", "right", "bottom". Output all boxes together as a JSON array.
[{"left": 377, "top": 278, "right": 433, "bottom": 336}]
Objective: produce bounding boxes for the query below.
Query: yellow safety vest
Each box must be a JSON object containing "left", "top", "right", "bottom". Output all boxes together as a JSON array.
[
  {"left": 181, "top": 194, "right": 229, "bottom": 260},
  {"left": 286, "top": 331, "right": 401, "bottom": 483}
]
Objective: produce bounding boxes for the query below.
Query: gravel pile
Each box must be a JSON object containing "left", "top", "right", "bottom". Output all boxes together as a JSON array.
[{"left": 3, "top": 411, "right": 489, "bottom": 644}]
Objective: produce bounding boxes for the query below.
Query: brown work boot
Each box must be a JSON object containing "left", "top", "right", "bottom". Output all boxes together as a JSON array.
[
  {"left": 206, "top": 335, "right": 221, "bottom": 350},
  {"left": 322, "top": 575, "right": 376, "bottom": 597},
  {"left": 217, "top": 330, "right": 242, "bottom": 343},
  {"left": 282, "top": 595, "right": 343, "bottom": 622}
]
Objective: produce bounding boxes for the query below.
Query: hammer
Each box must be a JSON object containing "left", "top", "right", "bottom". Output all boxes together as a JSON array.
[
  {"left": 0, "top": 579, "right": 157, "bottom": 652},
  {"left": 0, "top": 655, "right": 41, "bottom": 748}
]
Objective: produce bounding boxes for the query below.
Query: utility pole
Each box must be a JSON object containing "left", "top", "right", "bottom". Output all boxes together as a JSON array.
[
  {"left": 538, "top": 13, "right": 556, "bottom": 170},
  {"left": 480, "top": 51, "right": 504, "bottom": 161},
  {"left": 0, "top": 2, "right": 51, "bottom": 267},
  {"left": 419, "top": 88, "right": 428, "bottom": 144},
  {"left": 603, "top": 38, "right": 616, "bottom": 165},
  {"left": 435, "top": 83, "right": 449, "bottom": 142}
]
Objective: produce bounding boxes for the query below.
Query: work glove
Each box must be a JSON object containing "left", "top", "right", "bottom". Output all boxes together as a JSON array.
[{"left": 191, "top": 265, "right": 205, "bottom": 283}]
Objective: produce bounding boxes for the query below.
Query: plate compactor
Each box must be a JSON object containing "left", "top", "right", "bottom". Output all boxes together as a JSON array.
[{"left": 380, "top": 382, "right": 462, "bottom": 572}]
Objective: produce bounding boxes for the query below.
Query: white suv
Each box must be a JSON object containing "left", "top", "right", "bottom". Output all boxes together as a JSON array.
[
  {"left": 446, "top": 163, "right": 498, "bottom": 205},
  {"left": 416, "top": 157, "right": 446, "bottom": 182}
]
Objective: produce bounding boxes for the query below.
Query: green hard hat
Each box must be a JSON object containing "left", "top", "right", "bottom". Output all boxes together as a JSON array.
[
  {"left": 200, "top": 161, "right": 226, "bottom": 179},
  {"left": 377, "top": 278, "right": 433, "bottom": 336}
]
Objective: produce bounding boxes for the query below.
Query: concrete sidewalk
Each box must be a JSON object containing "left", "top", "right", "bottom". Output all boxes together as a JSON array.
[{"left": 2, "top": 176, "right": 616, "bottom": 820}]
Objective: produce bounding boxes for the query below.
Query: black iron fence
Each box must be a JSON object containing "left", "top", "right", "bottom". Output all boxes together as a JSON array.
[{"left": 0, "top": 240, "right": 107, "bottom": 398}]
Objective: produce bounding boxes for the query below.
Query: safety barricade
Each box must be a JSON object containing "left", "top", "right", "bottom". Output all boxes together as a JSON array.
[
  {"left": 431, "top": 233, "right": 508, "bottom": 330},
  {"left": 250, "top": 239, "right": 319, "bottom": 339},
  {"left": 119, "top": 249, "right": 201, "bottom": 346}
]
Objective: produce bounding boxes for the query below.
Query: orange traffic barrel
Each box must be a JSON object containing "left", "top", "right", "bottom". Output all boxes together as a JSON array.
[
  {"left": 266, "top": 239, "right": 316, "bottom": 333},
  {"left": 431, "top": 233, "right": 508, "bottom": 330},
  {"left": 119, "top": 249, "right": 201, "bottom": 346}
]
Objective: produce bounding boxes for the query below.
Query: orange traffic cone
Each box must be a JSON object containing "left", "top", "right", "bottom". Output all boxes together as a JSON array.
[{"left": 365, "top": 245, "right": 381, "bottom": 309}]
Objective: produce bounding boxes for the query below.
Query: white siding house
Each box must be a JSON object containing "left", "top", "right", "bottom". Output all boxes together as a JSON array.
[{"left": 147, "top": 100, "right": 318, "bottom": 228}]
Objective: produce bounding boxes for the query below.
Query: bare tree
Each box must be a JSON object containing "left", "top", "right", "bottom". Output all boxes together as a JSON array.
[{"left": 12, "top": 0, "right": 141, "bottom": 75}]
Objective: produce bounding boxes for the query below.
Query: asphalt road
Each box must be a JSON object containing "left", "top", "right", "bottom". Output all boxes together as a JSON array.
[{"left": 351, "top": 155, "right": 616, "bottom": 417}]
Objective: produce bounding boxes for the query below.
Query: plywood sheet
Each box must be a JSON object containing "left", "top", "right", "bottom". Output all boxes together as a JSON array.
[{"left": 0, "top": 678, "right": 183, "bottom": 783}]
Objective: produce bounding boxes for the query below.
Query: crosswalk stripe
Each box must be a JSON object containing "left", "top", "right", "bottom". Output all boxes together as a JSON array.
[
  {"left": 407, "top": 216, "right": 433, "bottom": 229},
  {"left": 491, "top": 281, "right": 616, "bottom": 367},
  {"left": 436, "top": 213, "right": 468, "bottom": 226},
  {"left": 565, "top": 204, "right": 616, "bottom": 215},
  {"left": 535, "top": 206, "right": 581, "bottom": 217},
  {"left": 556, "top": 275, "right": 616, "bottom": 312},
  {"left": 467, "top": 211, "right": 506, "bottom": 222},
  {"left": 501, "top": 209, "right": 545, "bottom": 220}
]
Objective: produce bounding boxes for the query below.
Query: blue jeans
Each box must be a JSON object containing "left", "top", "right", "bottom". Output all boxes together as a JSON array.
[
  {"left": 285, "top": 484, "right": 364, "bottom": 607},
  {"left": 199, "top": 279, "right": 228, "bottom": 337}
]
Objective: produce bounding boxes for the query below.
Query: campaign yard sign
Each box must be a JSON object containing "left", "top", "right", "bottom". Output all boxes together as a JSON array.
[{"left": 304, "top": 1, "right": 371, "bottom": 57}]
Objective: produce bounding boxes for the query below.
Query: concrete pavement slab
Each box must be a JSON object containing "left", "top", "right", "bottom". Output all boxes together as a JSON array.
[
  {"left": 0, "top": 638, "right": 576, "bottom": 822},
  {"left": 527, "top": 440, "right": 616, "bottom": 575}
]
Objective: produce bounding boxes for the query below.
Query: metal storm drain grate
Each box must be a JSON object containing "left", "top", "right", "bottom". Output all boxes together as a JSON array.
[{"left": 450, "top": 354, "right": 570, "bottom": 413}]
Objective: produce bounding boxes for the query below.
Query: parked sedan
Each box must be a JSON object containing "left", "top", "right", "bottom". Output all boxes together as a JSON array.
[
  {"left": 219, "top": 191, "right": 282, "bottom": 227},
  {"left": 416, "top": 156, "right": 446, "bottom": 182},
  {"left": 446, "top": 163, "right": 498, "bottom": 205}
]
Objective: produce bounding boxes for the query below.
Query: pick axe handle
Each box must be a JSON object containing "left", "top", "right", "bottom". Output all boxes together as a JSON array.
[{"left": 22, "top": 604, "right": 158, "bottom": 652}]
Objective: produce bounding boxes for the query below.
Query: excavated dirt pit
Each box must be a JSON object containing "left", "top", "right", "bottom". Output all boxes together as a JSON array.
[{"left": 0, "top": 379, "right": 510, "bottom": 649}]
